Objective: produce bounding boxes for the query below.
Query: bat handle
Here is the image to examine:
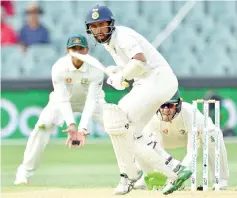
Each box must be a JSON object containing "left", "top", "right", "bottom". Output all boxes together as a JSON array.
[{"left": 105, "top": 71, "right": 129, "bottom": 88}]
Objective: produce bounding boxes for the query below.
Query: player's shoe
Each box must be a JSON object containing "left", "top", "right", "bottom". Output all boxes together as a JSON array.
[
  {"left": 162, "top": 160, "right": 186, "bottom": 191},
  {"left": 172, "top": 164, "right": 186, "bottom": 191},
  {"left": 133, "top": 174, "right": 147, "bottom": 190},
  {"left": 14, "top": 165, "right": 31, "bottom": 185},
  {"left": 114, "top": 174, "right": 129, "bottom": 195},
  {"left": 114, "top": 170, "right": 143, "bottom": 195},
  {"left": 162, "top": 165, "right": 192, "bottom": 195},
  {"left": 14, "top": 177, "right": 29, "bottom": 185}
]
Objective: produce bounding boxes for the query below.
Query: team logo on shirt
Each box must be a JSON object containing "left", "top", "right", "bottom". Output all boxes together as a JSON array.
[
  {"left": 65, "top": 78, "right": 72, "bottom": 83},
  {"left": 162, "top": 129, "right": 168, "bottom": 134},
  {"left": 92, "top": 11, "right": 99, "bottom": 19},
  {"left": 81, "top": 78, "right": 89, "bottom": 85}
]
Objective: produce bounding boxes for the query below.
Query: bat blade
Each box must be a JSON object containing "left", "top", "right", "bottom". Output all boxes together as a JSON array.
[{"left": 69, "top": 51, "right": 129, "bottom": 88}]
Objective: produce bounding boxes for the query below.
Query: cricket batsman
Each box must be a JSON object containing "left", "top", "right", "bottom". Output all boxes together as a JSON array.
[
  {"left": 14, "top": 34, "right": 105, "bottom": 184},
  {"left": 140, "top": 90, "right": 229, "bottom": 190},
  {"left": 85, "top": 5, "right": 192, "bottom": 195}
]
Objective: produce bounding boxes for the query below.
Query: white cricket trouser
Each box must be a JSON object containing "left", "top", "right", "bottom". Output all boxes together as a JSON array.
[
  {"left": 113, "top": 67, "right": 179, "bottom": 179},
  {"left": 18, "top": 100, "right": 104, "bottom": 177},
  {"left": 119, "top": 67, "right": 178, "bottom": 137}
]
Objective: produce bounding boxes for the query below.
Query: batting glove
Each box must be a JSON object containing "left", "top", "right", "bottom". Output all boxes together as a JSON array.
[{"left": 106, "top": 71, "right": 126, "bottom": 90}]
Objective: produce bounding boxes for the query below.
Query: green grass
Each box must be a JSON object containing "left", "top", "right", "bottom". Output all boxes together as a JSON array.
[{"left": 1, "top": 139, "right": 237, "bottom": 192}]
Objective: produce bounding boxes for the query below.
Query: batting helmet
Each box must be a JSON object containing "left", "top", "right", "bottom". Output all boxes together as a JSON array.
[{"left": 85, "top": 5, "right": 115, "bottom": 43}]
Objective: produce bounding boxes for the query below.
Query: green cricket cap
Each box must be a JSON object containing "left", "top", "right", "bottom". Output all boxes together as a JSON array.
[
  {"left": 168, "top": 90, "right": 181, "bottom": 103},
  {"left": 66, "top": 34, "right": 88, "bottom": 48}
]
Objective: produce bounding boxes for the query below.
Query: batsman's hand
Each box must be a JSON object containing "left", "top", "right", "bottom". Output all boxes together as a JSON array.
[
  {"left": 63, "top": 124, "right": 85, "bottom": 148},
  {"left": 107, "top": 72, "right": 126, "bottom": 90}
]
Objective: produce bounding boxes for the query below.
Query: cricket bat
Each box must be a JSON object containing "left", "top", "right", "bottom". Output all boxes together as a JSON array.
[{"left": 69, "top": 51, "right": 129, "bottom": 88}]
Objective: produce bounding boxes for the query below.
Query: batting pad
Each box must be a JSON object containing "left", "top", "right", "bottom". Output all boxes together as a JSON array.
[
  {"left": 109, "top": 133, "right": 140, "bottom": 180},
  {"left": 103, "top": 104, "right": 130, "bottom": 135},
  {"left": 134, "top": 137, "right": 178, "bottom": 181}
]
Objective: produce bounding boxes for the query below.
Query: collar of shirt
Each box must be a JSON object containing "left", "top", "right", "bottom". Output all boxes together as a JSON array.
[{"left": 67, "top": 54, "right": 88, "bottom": 72}]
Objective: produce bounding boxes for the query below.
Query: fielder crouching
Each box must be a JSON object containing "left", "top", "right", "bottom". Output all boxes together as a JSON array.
[
  {"left": 137, "top": 90, "right": 229, "bottom": 190},
  {"left": 14, "top": 34, "right": 105, "bottom": 185}
]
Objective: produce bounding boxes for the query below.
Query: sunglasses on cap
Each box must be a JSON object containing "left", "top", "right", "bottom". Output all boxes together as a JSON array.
[{"left": 160, "top": 103, "right": 178, "bottom": 109}]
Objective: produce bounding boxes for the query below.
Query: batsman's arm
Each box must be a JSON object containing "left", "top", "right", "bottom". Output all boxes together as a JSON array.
[
  {"left": 118, "top": 34, "right": 144, "bottom": 60},
  {"left": 117, "top": 34, "right": 148, "bottom": 80},
  {"left": 78, "top": 71, "right": 104, "bottom": 134},
  {"left": 52, "top": 65, "right": 75, "bottom": 127}
]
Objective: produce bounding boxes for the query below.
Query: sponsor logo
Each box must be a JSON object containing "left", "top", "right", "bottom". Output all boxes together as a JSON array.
[
  {"left": 65, "top": 78, "right": 72, "bottom": 83},
  {"left": 210, "top": 136, "right": 215, "bottom": 142},
  {"left": 162, "top": 129, "right": 168, "bottom": 134},
  {"left": 215, "top": 177, "right": 219, "bottom": 184},
  {"left": 73, "top": 38, "right": 81, "bottom": 44},
  {"left": 81, "top": 78, "right": 89, "bottom": 85}
]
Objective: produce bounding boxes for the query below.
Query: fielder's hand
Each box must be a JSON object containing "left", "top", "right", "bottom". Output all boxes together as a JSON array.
[
  {"left": 63, "top": 124, "right": 85, "bottom": 148},
  {"left": 78, "top": 128, "right": 89, "bottom": 136}
]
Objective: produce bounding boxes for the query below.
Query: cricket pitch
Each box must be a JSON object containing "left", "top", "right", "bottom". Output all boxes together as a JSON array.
[{"left": 2, "top": 188, "right": 237, "bottom": 198}]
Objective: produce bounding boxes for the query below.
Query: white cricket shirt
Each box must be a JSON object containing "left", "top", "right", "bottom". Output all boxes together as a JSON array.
[
  {"left": 143, "top": 102, "right": 216, "bottom": 148},
  {"left": 103, "top": 26, "right": 172, "bottom": 72},
  {"left": 51, "top": 54, "right": 104, "bottom": 129}
]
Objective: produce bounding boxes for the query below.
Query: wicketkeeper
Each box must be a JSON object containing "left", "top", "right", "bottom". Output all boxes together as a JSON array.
[{"left": 138, "top": 90, "right": 229, "bottom": 190}]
